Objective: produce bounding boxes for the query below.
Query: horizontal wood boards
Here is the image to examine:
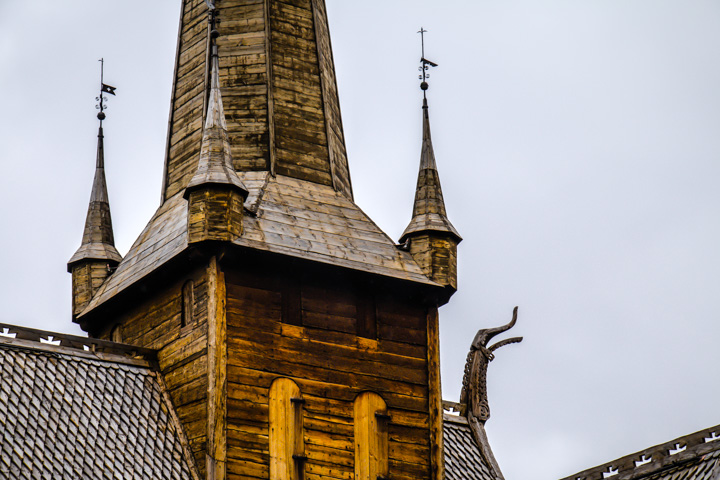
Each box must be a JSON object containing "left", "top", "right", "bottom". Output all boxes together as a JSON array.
[
  {"left": 163, "top": 0, "right": 353, "bottom": 200},
  {"left": 224, "top": 265, "right": 432, "bottom": 479}
]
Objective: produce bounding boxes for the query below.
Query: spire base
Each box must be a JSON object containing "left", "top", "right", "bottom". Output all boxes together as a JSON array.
[{"left": 187, "top": 187, "right": 245, "bottom": 244}]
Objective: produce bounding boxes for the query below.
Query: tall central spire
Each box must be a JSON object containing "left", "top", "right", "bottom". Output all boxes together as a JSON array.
[{"left": 162, "top": 0, "right": 353, "bottom": 202}]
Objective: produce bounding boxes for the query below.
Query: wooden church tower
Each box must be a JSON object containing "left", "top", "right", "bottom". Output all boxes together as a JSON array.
[{"left": 69, "top": 1, "right": 460, "bottom": 479}]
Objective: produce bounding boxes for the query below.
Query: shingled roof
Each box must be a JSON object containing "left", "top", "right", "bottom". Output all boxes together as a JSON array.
[
  {"left": 81, "top": 172, "right": 436, "bottom": 316},
  {"left": 444, "top": 413, "right": 500, "bottom": 480},
  {"left": 0, "top": 326, "right": 199, "bottom": 480},
  {"left": 561, "top": 424, "right": 720, "bottom": 480}
]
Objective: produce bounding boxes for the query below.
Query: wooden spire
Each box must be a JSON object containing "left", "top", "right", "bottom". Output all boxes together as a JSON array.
[
  {"left": 162, "top": 0, "right": 353, "bottom": 202},
  {"left": 68, "top": 126, "right": 122, "bottom": 267},
  {"left": 68, "top": 126, "right": 122, "bottom": 317},
  {"left": 400, "top": 99, "right": 461, "bottom": 290},
  {"left": 184, "top": 47, "right": 248, "bottom": 244},
  {"left": 184, "top": 53, "right": 248, "bottom": 198},
  {"left": 401, "top": 99, "right": 461, "bottom": 243}
]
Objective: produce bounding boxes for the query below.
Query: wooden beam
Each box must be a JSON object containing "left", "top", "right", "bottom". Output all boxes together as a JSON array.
[
  {"left": 426, "top": 306, "right": 444, "bottom": 480},
  {"left": 207, "top": 256, "right": 227, "bottom": 480}
]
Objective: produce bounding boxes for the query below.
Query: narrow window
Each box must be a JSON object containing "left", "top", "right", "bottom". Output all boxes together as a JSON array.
[
  {"left": 354, "top": 392, "right": 389, "bottom": 480},
  {"left": 270, "top": 378, "right": 305, "bottom": 480},
  {"left": 181, "top": 280, "right": 194, "bottom": 328},
  {"left": 110, "top": 324, "right": 122, "bottom": 343},
  {"left": 281, "top": 274, "right": 302, "bottom": 326},
  {"left": 356, "top": 290, "right": 377, "bottom": 339}
]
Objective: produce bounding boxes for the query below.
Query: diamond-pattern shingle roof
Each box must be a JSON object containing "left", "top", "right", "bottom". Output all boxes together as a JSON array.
[
  {"left": 443, "top": 413, "right": 499, "bottom": 480},
  {"left": 0, "top": 337, "right": 198, "bottom": 479}
]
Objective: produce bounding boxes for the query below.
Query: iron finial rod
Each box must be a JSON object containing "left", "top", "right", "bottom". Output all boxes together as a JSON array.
[{"left": 417, "top": 27, "right": 437, "bottom": 99}]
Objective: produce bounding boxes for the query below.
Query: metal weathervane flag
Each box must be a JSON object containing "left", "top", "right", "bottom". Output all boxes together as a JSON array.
[{"left": 101, "top": 83, "right": 117, "bottom": 96}]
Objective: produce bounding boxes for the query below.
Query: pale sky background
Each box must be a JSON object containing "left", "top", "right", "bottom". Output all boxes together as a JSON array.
[{"left": 1, "top": 1, "right": 719, "bottom": 479}]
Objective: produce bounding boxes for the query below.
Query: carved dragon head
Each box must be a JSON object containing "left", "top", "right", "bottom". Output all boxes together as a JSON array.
[{"left": 460, "top": 306, "right": 523, "bottom": 422}]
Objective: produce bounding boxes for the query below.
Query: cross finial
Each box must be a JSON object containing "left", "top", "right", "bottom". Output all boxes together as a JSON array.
[
  {"left": 95, "top": 58, "right": 117, "bottom": 124},
  {"left": 417, "top": 27, "right": 438, "bottom": 98}
]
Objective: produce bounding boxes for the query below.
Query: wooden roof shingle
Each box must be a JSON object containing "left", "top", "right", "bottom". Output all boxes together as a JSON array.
[
  {"left": 0, "top": 334, "right": 198, "bottom": 479},
  {"left": 80, "top": 173, "right": 435, "bottom": 317},
  {"left": 443, "top": 413, "right": 500, "bottom": 480}
]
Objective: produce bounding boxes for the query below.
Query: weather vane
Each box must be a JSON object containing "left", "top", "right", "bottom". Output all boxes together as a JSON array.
[
  {"left": 95, "top": 58, "right": 117, "bottom": 123},
  {"left": 417, "top": 27, "right": 438, "bottom": 98}
]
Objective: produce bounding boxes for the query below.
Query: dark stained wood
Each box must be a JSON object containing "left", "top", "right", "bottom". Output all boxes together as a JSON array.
[
  {"left": 426, "top": 307, "right": 444, "bottom": 480},
  {"left": 223, "top": 260, "right": 433, "bottom": 479}
]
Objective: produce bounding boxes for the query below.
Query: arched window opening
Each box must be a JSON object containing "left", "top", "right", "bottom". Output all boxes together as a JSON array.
[
  {"left": 354, "top": 392, "right": 389, "bottom": 480},
  {"left": 181, "top": 280, "right": 194, "bottom": 328},
  {"left": 270, "top": 378, "right": 306, "bottom": 480}
]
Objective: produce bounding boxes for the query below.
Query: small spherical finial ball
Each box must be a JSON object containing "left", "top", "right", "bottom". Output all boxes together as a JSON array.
[
  {"left": 97, "top": 112, "right": 106, "bottom": 121},
  {"left": 211, "top": 29, "right": 219, "bottom": 39},
  {"left": 420, "top": 81, "right": 429, "bottom": 91}
]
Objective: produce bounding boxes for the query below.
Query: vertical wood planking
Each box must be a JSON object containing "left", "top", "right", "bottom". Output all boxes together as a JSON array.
[
  {"left": 354, "top": 392, "right": 389, "bottom": 480},
  {"left": 269, "top": 378, "right": 304, "bottom": 480},
  {"left": 426, "top": 306, "right": 444, "bottom": 480},
  {"left": 207, "top": 257, "right": 228, "bottom": 479}
]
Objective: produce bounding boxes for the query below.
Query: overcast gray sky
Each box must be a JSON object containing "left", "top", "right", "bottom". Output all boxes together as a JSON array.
[{"left": 1, "top": 1, "right": 719, "bottom": 479}]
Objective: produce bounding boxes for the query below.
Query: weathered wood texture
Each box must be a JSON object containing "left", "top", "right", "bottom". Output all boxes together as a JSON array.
[
  {"left": 71, "top": 262, "right": 113, "bottom": 317},
  {"left": 269, "top": 378, "right": 305, "bottom": 480},
  {"left": 163, "top": 0, "right": 352, "bottom": 201},
  {"left": 94, "top": 265, "right": 211, "bottom": 477},
  {"left": 354, "top": 392, "right": 389, "bottom": 480},
  {"left": 207, "top": 257, "right": 228, "bottom": 480},
  {"left": 81, "top": 175, "right": 434, "bottom": 319},
  {"left": 426, "top": 307, "right": 444, "bottom": 480},
  {"left": 310, "top": 0, "right": 352, "bottom": 198},
  {"left": 224, "top": 262, "right": 433, "bottom": 480},
  {"left": 187, "top": 188, "right": 245, "bottom": 243},
  {"left": 407, "top": 233, "right": 459, "bottom": 291}
]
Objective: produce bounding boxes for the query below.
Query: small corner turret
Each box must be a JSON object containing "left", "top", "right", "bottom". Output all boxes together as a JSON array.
[
  {"left": 68, "top": 61, "right": 122, "bottom": 318},
  {"left": 400, "top": 35, "right": 462, "bottom": 292},
  {"left": 184, "top": 9, "right": 248, "bottom": 244}
]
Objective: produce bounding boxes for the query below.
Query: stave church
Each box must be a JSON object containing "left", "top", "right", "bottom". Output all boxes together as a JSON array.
[{"left": 1, "top": 1, "right": 718, "bottom": 479}]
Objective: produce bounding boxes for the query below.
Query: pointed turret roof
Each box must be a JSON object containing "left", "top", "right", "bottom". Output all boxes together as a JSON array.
[
  {"left": 75, "top": 4, "right": 440, "bottom": 321},
  {"left": 184, "top": 53, "right": 247, "bottom": 198},
  {"left": 68, "top": 126, "right": 122, "bottom": 269},
  {"left": 400, "top": 99, "right": 461, "bottom": 244}
]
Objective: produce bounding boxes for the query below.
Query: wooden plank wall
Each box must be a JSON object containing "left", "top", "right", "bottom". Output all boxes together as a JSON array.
[
  {"left": 163, "top": 0, "right": 354, "bottom": 201},
  {"left": 269, "top": 0, "right": 332, "bottom": 186},
  {"left": 165, "top": 0, "right": 209, "bottom": 200},
  {"left": 224, "top": 265, "right": 432, "bottom": 480},
  {"left": 311, "top": 0, "right": 353, "bottom": 199},
  {"left": 95, "top": 266, "right": 211, "bottom": 477},
  {"left": 221, "top": 0, "right": 271, "bottom": 175}
]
